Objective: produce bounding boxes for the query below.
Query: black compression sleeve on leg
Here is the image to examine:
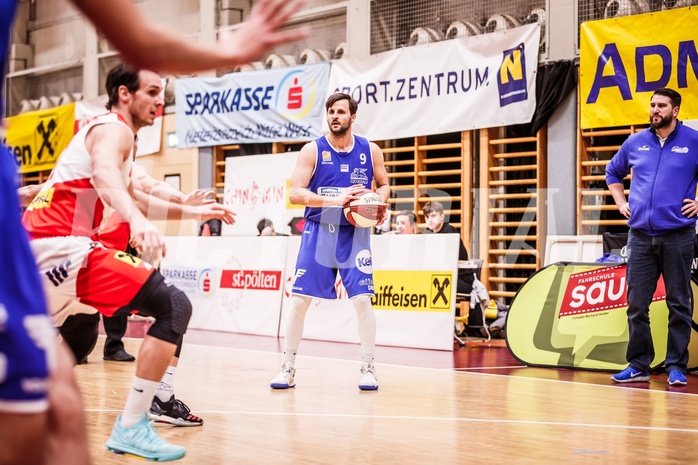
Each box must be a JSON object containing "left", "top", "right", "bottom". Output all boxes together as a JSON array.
[{"left": 125, "top": 272, "right": 192, "bottom": 345}]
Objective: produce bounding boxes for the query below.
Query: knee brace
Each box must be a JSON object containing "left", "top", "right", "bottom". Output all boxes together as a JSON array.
[{"left": 127, "top": 272, "right": 192, "bottom": 344}]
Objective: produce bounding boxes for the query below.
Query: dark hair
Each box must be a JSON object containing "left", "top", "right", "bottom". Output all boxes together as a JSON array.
[
  {"left": 105, "top": 63, "right": 141, "bottom": 110},
  {"left": 422, "top": 201, "right": 444, "bottom": 216},
  {"left": 257, "top": 218, "right": 273, "bottom": 234},
  {"left": 396, "top": 210, "right": 417, "bottom": 226},
  {"left": 325, "top": 92, "right": 358, "bottom": 115},
  {"left": 653, "top": 87, "right": 682, "bottom": 108}
]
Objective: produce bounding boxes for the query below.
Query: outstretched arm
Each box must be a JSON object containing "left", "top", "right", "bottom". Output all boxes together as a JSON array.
[
  {"left": 133, "top": 189, "right": 236, "bottom": 224},
  {"left": 131, "top": 164, "right": 214, "bottom": 205},
  {"left": 72, "top": 0, "right": 309, "bottom": 73}
]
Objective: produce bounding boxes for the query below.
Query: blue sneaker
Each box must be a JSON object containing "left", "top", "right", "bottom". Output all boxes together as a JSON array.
[
  {"left": 668, "top": 369, "right": 687, "bottom": 386},
  {"left": 106, "top": 414, "right": 186, "bottom": 461},
  {"left": 611, "top": 366, "right": 650, "bottom": 383}
]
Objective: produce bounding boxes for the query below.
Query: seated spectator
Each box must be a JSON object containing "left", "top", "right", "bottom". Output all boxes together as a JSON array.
[
  {"left": 257, "top": 218, "right": 288, "bottom": 236},
  {"left": 423, "top": 201, "right": 473, "bottom": 294},
  {"left": 200, "top": 218, "right": 222, "bottom": 236},
  {"left": 288, "top": 217, "right": 305, "bottom": 235},
  {"left": 258, "top": 218, "right": 276, "bottom": 236},
  {"left": 383, "top": 210, "right": 418, "bottom": 235},
  {"left": 394, "top": 210, "right": 418, "bottom": 234}
]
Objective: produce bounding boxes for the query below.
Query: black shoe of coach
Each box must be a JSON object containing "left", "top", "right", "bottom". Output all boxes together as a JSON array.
[{"left": 103, "top": 349, "right": 136, "bottom": 362}]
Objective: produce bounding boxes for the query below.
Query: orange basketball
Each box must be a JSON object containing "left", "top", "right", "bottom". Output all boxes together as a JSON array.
[{"left": 343, "top": 191, "right": 385, "bottom": 228}]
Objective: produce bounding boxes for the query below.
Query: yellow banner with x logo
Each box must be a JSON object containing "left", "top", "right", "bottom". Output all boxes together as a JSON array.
[
  {"left": 371, "top": 270, "right": 454, "bottom": 312},
  {"left": 4, "top": 102, "right": 75, "bottom": 174}
]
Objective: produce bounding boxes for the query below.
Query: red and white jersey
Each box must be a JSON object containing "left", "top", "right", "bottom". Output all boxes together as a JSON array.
[
  {"left": 94, "top": 210, "right": 130, "bottom": 250},
  {"left": 23, "top": 113, "right": 134, "bottom": 239}
]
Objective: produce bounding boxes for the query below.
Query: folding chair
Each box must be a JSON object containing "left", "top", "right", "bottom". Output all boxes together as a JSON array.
[{"left": 454, "top": 259, "right": 485, "bottom": 346}]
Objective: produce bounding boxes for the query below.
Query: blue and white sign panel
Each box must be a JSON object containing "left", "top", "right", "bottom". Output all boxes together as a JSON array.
[
  {"left": 175, "top": 62, "right": 330, "bottom": 147},
  {"left": 328, "top": 24, "right": 540, "bottom": 141}
]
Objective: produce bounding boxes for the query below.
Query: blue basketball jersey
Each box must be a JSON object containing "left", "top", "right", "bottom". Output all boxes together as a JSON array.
[
  {"left": 1, "top": 0, "right": 18, "bottom": 114},
  {"left": 1, "top": 0, "right": 53, "bottom": 410},
  {"left": 0, "top": 146, "right": 53, "bottom": 410},
  {"left": 304, "top": 135, "right": 374, "bottom": 226}
]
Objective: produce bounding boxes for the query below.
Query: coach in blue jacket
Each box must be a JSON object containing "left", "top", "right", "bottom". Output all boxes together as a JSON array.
[{"left": 606, "top": 87, "right": 698, "bottom": 386}]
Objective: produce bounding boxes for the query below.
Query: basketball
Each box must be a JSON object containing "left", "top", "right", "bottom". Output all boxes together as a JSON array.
[{"left": 343, "top": 191, "right": 385, "bottom": 228}]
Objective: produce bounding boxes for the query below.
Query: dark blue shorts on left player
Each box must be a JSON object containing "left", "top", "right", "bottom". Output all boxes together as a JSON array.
[
  {"left": 292, "top": 220, "right": 375, "bottom": 299},
  {"left": 0, "top": 146, "right": 53, "bottom": 414}
]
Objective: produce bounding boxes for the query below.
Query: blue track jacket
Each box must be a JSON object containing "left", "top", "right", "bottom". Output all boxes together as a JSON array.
[{"left": 606, "top": 121, "right": 698, "bottom": 236}]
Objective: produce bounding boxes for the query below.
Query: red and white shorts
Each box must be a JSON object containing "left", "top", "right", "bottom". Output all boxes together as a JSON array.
[{"left": 30, "top": 236, "right": 155, "bottom": 319}]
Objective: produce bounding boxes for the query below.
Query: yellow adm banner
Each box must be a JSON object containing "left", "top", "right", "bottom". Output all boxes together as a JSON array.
[
  {"left": 4, "top": 103, "right": 75, "bottom": 174},
  {"left": 580, "top": 7, "right": 698, "bottom": 129},
  {"left": 371, "top": 270, "right": 454, "bottom": 312}
]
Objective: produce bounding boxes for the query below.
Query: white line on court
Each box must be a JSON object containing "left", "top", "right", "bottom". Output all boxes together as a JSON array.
[{"left": 82, "top": 409, "right": 698, "bottom": 434}]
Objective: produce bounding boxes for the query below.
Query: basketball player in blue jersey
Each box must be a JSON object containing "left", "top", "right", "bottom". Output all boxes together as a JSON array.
[
  {"left": 270, "top": 93, "right": 390, "bottom": 391},
  {"left": 2, "top": 0, "right": 306, "bottom": 462},
  {"left": 1, "top": 2, "right": 92, "bottom": 464}
]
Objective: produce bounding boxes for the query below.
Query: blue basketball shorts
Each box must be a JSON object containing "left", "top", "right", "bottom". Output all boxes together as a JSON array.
[
  {"left": 0, "top": 146, "right": 53, "bottom": 413},
  {"left": 292, "top": 220, "right": 374, "bottom": 299}
]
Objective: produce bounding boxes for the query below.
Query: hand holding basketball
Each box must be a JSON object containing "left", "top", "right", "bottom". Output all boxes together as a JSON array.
[
  {"left": 343, "top": 190, "right": 387, "bottom": 228},
  {"left": 336, "top": 184, "right": 368, "bottom": 205}
]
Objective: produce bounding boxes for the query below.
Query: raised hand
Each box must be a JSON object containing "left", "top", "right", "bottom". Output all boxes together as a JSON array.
[
  {"left": 198, "top": 203, "right": 236, "bottom": 225},
  {"left": 183, "top": 189, "right": 215, "bottom": 206},
  {"left": 219, "top": 0, "right": 310, "bottom": 66}
]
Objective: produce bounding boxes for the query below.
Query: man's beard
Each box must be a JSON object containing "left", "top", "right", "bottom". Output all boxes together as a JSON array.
[
  {"left": 329, "top": 123, "right": 349, "bottom": 136},
  {"left": 650, "top": 114, "right": 672, "bottom": 130}
]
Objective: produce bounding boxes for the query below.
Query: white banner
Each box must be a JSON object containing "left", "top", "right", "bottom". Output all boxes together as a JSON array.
[
  {"left": 161, "top": 236, "right": 287, "bottom": 336},
  {"left": 175, "top": 62, "right": 330, "bottom": 147},
  {"left": 328, "top": 24, "right": 540, "bottom": 140},
  {"left": 222, "top": 152, "right": 305, "bottom": 236},
  {"left": 74, "top": 94, "right": 163, "bottom": 157},
  {"left": 161, "top": 234, "right": 459, "bottom": 350}
]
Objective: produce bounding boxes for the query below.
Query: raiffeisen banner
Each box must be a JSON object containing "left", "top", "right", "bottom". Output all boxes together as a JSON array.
[
  {"left": 580, "top": 7, "right": 698, "bottom": 129},
  {"left": 175, "top": 62, "right": 330, "bottom": 147},
  {"left": 327, "top": 24, "right": 539, "bottom": 141},
  {"left": 4, "top": 103, "right": 75, "bottom": 174},
  {"left": 371, "top": 270, "right": 454, "bottom": 313}
]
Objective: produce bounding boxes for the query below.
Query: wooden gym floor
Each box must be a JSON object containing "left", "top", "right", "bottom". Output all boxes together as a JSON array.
[{"left": 75, "top": 330, "right": 698, "bottom": 464}]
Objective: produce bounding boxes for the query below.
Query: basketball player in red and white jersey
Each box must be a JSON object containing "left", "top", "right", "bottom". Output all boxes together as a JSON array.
[
  {"left": 23, "top": 63, "right": 199, "bottom": 461},
  {"left": 21, "top": 163, "right": 234, "bottom": 426},
  {"left": 78, "top": 169, "right": 230, "bottom": 426}
]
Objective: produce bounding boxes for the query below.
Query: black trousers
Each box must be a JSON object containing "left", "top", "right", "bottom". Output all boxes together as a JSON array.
[
  {"left": 103, "top": 313, "right": 129, "bottom": 356},
  {"left": 59, "top": 313, "right": 100, "bottom": 363}
]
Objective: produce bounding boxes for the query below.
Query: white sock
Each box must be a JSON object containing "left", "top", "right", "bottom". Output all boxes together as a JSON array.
[
  {"left": 282, "top": 295, "right": 311, "bottom": 366},
  {"left": 352, "top": 295, "right": 376, "bottom": 365},
  {"left": 283, "top": 351, "right": 297, "bottom": 367},
  {"left": 156, "top": 365, "right": 177, "bottom": 401},
  {"left": 120, "top": 377, "right": 159, "bottom": 428}
]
